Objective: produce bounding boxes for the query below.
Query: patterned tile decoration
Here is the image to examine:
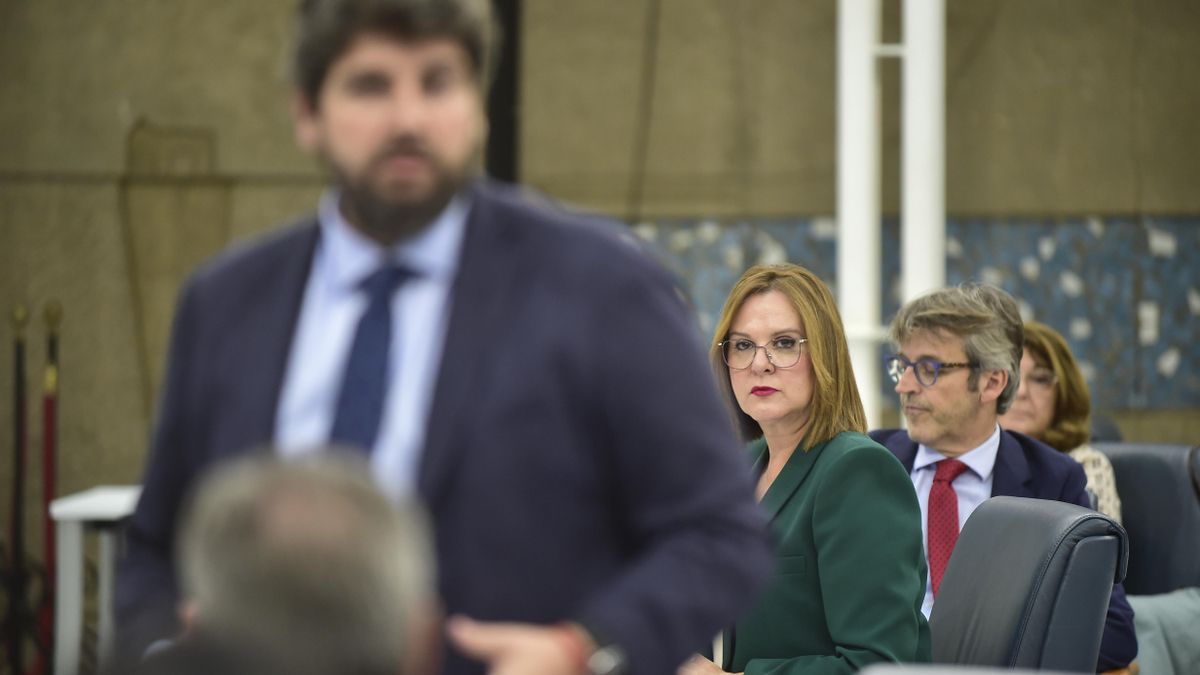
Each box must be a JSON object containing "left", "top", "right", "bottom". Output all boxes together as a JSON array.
[{"left": 633, "top": 216, "right": 1200, "bottom": 410}]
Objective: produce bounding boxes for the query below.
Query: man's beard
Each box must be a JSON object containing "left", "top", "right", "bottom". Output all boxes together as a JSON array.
[{"left": 329, "top": 134, "right": 477, "bottom": 245}]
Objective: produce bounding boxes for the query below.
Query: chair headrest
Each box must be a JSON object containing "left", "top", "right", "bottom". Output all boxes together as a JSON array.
[{"left": 962, "top": 496, "right": 1128, "bottom": 583}]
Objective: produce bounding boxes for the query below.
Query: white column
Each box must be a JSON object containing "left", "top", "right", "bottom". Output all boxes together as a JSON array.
[
  {"left": 97, "top": 529, "right": 118, "bottom": 668},
  {"left": 54, "top": 521, "right": 83, "bottom": 675},
  {"left": 902, "top": 0, "right": 946, "bottom": 301},
  {"left": 837, "top": 0, "right": 883, "bottom": 427}
]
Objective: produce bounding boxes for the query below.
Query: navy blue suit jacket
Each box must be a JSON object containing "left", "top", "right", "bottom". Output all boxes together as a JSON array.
[
  {"left": 115, "top": 179, "right": 773, "bottom": 675},
  {"left": 870, "top": 428, "right": 1137, "bottom": 671}
]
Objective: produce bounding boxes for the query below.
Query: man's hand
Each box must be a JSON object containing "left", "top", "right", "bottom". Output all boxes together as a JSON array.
[
  {"left": 447, "top": 616, "right": 588, "bottom": 675},
  {"left": 676, "top": 654, "right": 732, "bottom": 675}
]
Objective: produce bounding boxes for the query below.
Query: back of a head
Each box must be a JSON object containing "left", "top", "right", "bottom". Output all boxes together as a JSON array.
[
  {"left": 889, "top": 283, "right": 1024, "bottom": 413},
  {"left": 178, "top": 453, "right": 435, "bottom": 675}
]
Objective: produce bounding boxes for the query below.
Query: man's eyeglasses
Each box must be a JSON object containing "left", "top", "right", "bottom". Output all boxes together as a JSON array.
[
  {"left": 721, "top": 337, "right": 808, "bottom": 370},
  {"left": 884, "top": 354, "right": 979, "bottom": 387}
]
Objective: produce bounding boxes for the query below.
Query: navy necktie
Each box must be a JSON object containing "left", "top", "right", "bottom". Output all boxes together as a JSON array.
[{"left": 329, "top": 264, "right": 412, "bottom": 452}]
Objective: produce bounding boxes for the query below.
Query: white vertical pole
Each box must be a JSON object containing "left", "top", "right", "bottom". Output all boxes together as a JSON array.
[
  {"left": 97, "top": 529, "right": 118, "bottom": 668},
  {"left": 838, "top": 0, "right": 883, "bottom": 428},
  {"left": 54, "top": 521, "right": 82, "bottom": 675},
  {"left": 902, "top": 0, "right": 946, "bottom": 301}
]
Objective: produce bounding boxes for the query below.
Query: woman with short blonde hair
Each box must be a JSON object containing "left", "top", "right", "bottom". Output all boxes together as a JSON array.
[{"left": 681, "top": 264, "right": 930, "bottom": 675}]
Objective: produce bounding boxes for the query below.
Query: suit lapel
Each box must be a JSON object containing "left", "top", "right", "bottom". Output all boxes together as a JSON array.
[
  {"left": 991, "top": 430, "right": 1033, "bottom": 497},
  {"left": 418, "top": 183, "right": 521, "bottom": 508},
  {"left": 727, "top": 438, "right": 825, "bottom": 668},
  {"left": 218, "top": 222, "right": 319, "bottom": 456},
  {"left": 757, "top": 439, "right": 827, "bottom": 522}
]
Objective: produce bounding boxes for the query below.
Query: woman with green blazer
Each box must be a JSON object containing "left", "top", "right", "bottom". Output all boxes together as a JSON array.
[{"left": 680, "top": 264, "right": 930, "bottom": 675}]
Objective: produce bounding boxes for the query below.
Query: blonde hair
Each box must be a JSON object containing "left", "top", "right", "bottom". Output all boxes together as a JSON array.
[
  {"left": 1022, "top": 321, "right": 1092, "bottom": 451},
  {"left": 709, "top": 264, "right": 866, "bottom": 446}
]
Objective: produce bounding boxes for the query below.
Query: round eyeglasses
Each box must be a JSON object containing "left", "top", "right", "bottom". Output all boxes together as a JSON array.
[
  {"left": 884, "top": 354, "right": 979, "bottom": 387},
  {"left": 721, "top": 337, "right": 808, "bottom": 370}
]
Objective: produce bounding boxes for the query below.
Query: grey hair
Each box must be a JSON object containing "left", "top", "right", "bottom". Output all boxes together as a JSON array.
[
  {"left": 179, "top": 452, "right": 434, "bottom": 675},
  {"left": 888, "top": 283, "right": 1024, "bottom": 413}
]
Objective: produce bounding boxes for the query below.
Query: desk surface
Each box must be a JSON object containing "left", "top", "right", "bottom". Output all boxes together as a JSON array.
[{"left": 50, "top": 485, "right": 141, "bottom": 522}]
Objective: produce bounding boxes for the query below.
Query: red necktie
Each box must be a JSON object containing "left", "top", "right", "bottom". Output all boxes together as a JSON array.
[{"left": 928, "top": 458, "right": 969, "bottom": 597}]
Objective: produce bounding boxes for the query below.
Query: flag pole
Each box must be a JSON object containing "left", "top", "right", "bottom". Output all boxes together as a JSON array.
[
  {"left": 6, "top": 303, "right": 30, "bottom": 675},
  {"left": 33, "top": 300, "right": 61, "bottom": 675}
]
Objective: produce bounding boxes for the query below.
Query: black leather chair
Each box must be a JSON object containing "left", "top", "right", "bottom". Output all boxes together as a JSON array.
[
  {"left": 930, "top": 496, "right": 1127, "bottom": 672},
  {"left": 1090, "top": 414, "right": 1124, "bottom": 443},
  {"left": 1093, "top": 442, "right": 1200, "bottom": 595}
]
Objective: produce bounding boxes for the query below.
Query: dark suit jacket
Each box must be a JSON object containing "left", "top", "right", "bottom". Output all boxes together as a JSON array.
[
  {"left": 870, "top": 428, "right": 1138, "bottom": 671},
  {"left": 115, "top": 179, "right": 773, "bottom": 675},
  {"left": 723, "top": 432, "right": 931, "bottom": 675}
]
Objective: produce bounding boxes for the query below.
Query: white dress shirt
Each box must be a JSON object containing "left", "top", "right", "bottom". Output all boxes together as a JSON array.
[
  {"left": 275, "top": 189, "right": 469, "bottom": 502},
  {"left": 910, "top": 424, "right": 1002, "bottom": 617}
]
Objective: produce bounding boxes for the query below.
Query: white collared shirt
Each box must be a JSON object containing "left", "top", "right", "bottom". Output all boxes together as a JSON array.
[
  {"left": 910, "top": 424, "right": 1002, "bottom": 617},
  {"left": 274, "top": 189, "right": 469, "bottom": 502}
]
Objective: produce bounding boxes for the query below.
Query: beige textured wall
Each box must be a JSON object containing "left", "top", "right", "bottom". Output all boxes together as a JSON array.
[
  {"left": 0, "top": 0, "right": 321, "bottom": 567},
  {"left": 942, "top": 0, "right": 1200, "bottom": 215},
  {"left": 522, "top": 0, "right": 1200, "bottom": 217},
  {"left": 522, "top": 0, "right": 838, "bottom": 218},
  {"left": 0, "top": 0, "right": 302, "bottom": 175},
  {"left": 1, "top": 0, "right": 1198, "bottom": 567}
]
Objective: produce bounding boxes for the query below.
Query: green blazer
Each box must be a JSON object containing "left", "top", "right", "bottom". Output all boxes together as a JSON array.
[{"left": 723, "top": 431, "right": 931, "bottom": 675}]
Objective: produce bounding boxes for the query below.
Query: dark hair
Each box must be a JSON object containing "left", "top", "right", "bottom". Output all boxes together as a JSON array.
[{"left": 293, "top": 0, "right": 498, "bottom": 105}]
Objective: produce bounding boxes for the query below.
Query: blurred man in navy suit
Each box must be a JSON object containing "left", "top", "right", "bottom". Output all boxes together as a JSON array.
[{"left": 114, "top": 2, "right": 772, "bottom": 674}]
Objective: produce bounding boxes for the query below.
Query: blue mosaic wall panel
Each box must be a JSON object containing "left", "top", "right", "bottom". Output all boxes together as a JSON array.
[{"left": 634, "top": 217, "right": 1199, "bottom": 411}]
